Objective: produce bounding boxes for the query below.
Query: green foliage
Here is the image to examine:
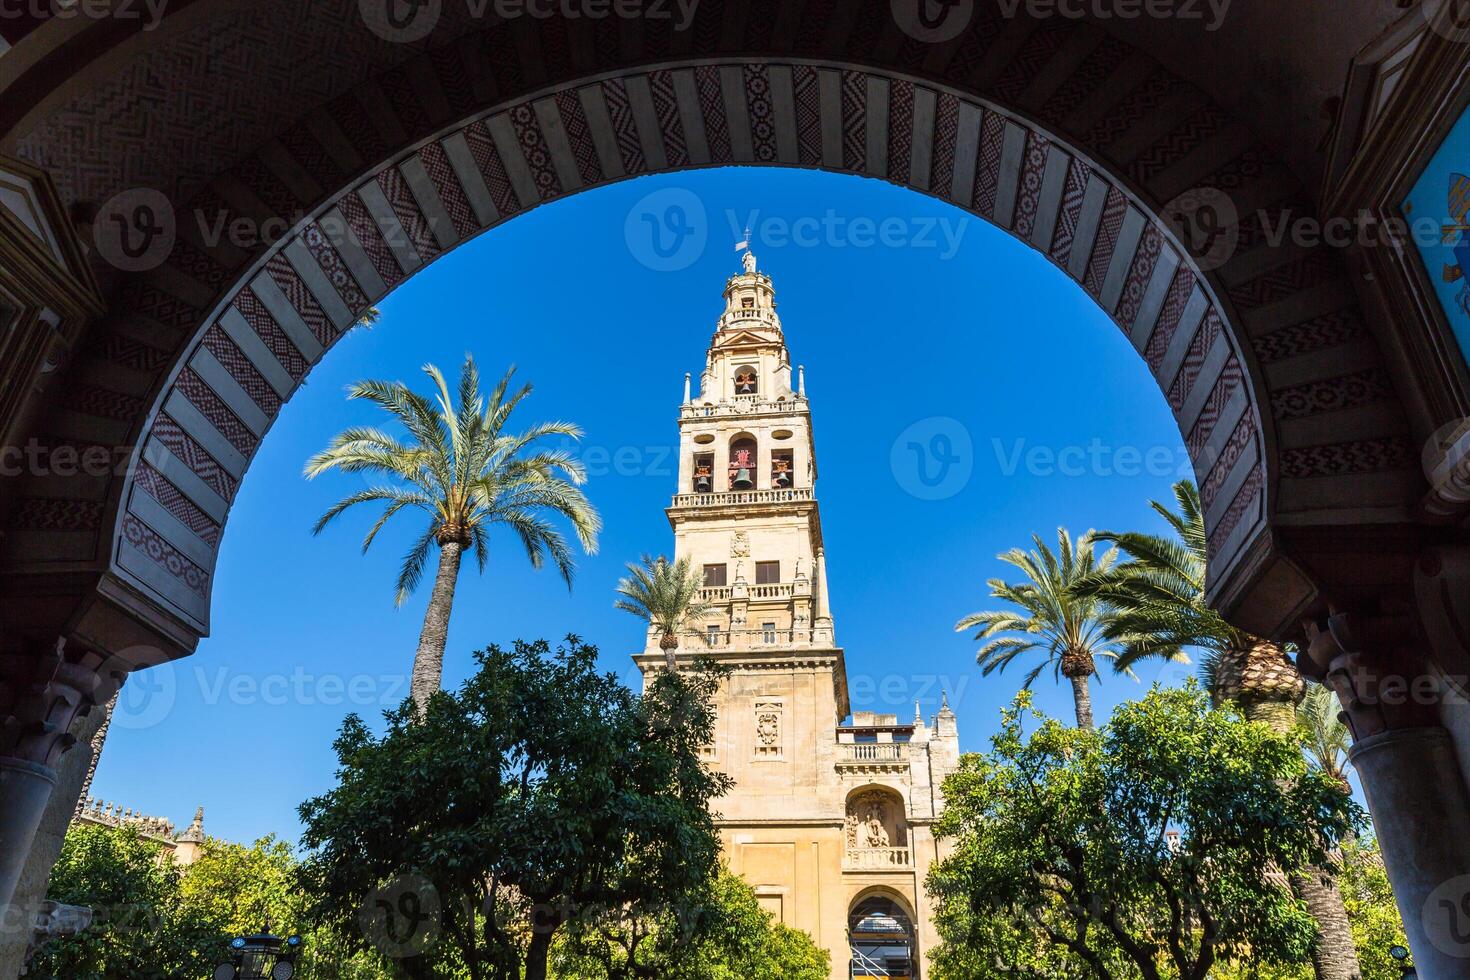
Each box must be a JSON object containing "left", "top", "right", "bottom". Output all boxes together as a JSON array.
[
  {"left": 1081, "top": 480, "right": 1248, "bottom": 688},
  {"left": 927, "top": 685, "right": 1364, "bottom": 980},
  {"left": 614, "top": 554, "right": 714, "bottom": 667},
  {"left": 551, "top": 869, "right": 828, "bottom": 980},
  {"left": 298, "top": 637, "right": 731, "bottom": 980},
  {"left": 1295, "top": 683, "right": 1353, "bottom": 785},
  {"left": 306, "top": 356, "right": 601, "bottom": 604},
  {"left": 28, "top": 824, "right": 383, "bottom": 980},
  {"left": 29, "top": 823, "right": 216, "bottom": 980}
]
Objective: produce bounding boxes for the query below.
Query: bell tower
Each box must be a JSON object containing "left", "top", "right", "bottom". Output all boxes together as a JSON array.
[
  {"left": 664, "top": 246, "right": 839, "bottom": 656},
  {"left": 635, "top": 249, "right": 956, "bottom": 980}
]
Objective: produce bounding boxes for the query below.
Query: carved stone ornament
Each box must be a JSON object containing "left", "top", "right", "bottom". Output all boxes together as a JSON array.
[
  {"left": 756, "top": 712, "right": 779, "bottom": 745},
  {"left": 731, "top": 530, "right": 750, "bottom": 558}
]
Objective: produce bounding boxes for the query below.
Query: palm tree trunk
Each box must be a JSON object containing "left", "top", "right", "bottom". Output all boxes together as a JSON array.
[
  {"left": 660, "top": 631, "right": 679, "bottom": 671},
  {"left": 1219, "top": 642, "right": 1361, "bottom": 980},
  {"left": 1068, "top": 673, "right": 1095, "bottom": 730},
  {"left": 1291, "top": 866, "right": 1360, "bottom": 980},
  {"left": 410, "top": 540, "right": 463, "bottom": 713}
]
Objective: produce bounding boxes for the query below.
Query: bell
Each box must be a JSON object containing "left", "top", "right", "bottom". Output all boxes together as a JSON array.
[
  {"left": 695, "top": 474, "right": 712, "bottom": 492},
  {"left": 773, "top": 469, "right": 791, "bottom": 488},
  {"left": 732, "top": 468, "right": 753, "bottom": 489}
]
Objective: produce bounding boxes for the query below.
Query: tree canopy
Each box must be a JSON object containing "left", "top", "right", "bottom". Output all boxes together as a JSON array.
[{"left": 927, "top": 685, "right": 1363, "bottom": 980}]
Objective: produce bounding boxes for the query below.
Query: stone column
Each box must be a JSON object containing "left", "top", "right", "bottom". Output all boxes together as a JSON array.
[
  {"left": 0, "top": 639, "right": 126, "bottom": 930},
  {"left": 1302, "top": 612, "right": 1470, "bottom": 977}
]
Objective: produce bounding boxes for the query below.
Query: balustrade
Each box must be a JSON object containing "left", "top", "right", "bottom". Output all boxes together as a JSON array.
[
  {"left": 671, "top": 487, "right": 813, "bottom": 508},
  {"left": 843, "top": 847, "right": 912, "bottom": 870}
]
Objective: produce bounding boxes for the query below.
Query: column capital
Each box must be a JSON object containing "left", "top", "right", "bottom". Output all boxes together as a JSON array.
[
  {"left": 1299, "top": 610, "right": 1439, "bottom": 740},
  {"left": 0, "top": 637, "right": 128, "bottom": 770}
]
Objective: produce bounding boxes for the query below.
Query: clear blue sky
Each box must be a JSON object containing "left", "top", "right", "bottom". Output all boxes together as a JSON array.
[{"left": 95, "top": 167, "right": 1202, "bottom": 846}]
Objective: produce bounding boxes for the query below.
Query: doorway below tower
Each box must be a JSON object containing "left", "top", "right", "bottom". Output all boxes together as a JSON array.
[{"left": 849, "top": 896, "right": 917, "bottom": 979}]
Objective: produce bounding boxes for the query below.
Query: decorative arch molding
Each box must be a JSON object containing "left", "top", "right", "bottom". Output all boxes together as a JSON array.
[{"left": 2, "top": 34, "right": 1414, "bottom": 649}]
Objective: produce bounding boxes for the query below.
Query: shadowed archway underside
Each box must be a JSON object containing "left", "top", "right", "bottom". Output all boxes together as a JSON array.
[{"left": 0, "top": 2, "right": 1417, "bottom": 659}]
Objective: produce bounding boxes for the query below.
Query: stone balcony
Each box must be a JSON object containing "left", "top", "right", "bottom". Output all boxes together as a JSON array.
[
  {"left": 698, "top": 581, "right": 796, "bottom": 602},
  {"left": 843, "top": 847, "right": 912, "bottom": 871},
  {"left": 836, "top": 742, "right": 910, "bottom": 774},
  {"left": 679, "top": 394, "right": 808, "bottom": 420},
  {"left": 671, "top": 487, "right": 814, "bottom": 509}
]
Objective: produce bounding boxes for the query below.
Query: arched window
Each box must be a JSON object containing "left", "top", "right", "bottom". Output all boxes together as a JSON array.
[
  {"left": 728, "top": 437, "right": 757, "bottom": 490},
  {"left": 771, "top": 449, "right": 794, "bottom": 489},
  {"left": 692, "top": 452, "right": 714, "bottom": 493},
  {"left": 733, "top": 364, "right": 758, "bottom": 396}
]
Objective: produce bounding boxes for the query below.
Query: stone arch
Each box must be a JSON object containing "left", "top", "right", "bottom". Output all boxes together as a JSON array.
[{"left": 0, "top": 7, "right": 1413, "bottom": 655}]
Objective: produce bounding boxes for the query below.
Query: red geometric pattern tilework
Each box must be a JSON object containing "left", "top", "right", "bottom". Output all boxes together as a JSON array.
[
  {"left": 166, "top": 239, "right": 234, "bottom": 293},
  {"left": 302, "top": 221, "right": 370, "bottom": 313},
  {"left": 173, "top": 367, "right": 258, "bottom": 456},
  {"left": 1039, "top": 34, "right": 1130, "bottom": 126},
  {"left": 265, "top": 253, "right": 338, "bottom": 346},
  {"left": 1083, "top": 185, "right": 1127, "bottom": 297},
  {"left": 201, "top": 322, "right": 281, "bottom": 417},
  {"left": 134, "top": 461, "right": 221, "bottom": 547},
  {"left": 234, "top": 152, "right": 300, "bottom": 219},
  {"left": 886, "top": 79, "right": 915, "bottom": 184},
  {"left": 1281, "top": 438, "right": 1416, "bottom": 479},
  {"left": 507, "top": 101, "right": 563, "bottom": 200},
  {"left": 602, "top": 79, "right": 648, "bottom": 175},
  {"left": 1167, "top": 308, "right": 1223, "bottom": 411},
  {"left": 553, "top": 90, "right": 606, "bottom": 185},
  {"left": 840, "top": 69, "right": 867, "bottom": 172},
  {"left": 1270, "top": 368, "right": 1396, "bottom": 421},
  {"left": 1048, "top": 156, "right": 1091, "bottom": 267},
  {"left": 1144, "top": 267, "right": 1197, "bottom": 372},
  {"left": 1227, "top": 251, "right": 1340, "bottom": 309},
  {"left": 461, "top": 121, "right": 523, "bottom": 218},
  {"left": 416, "top": 141, "right": 479, "bottom": 241},
  {"left": 1010, "top": 131, "right": 1050, "bottom": 240},
  {"left": 1114, "top": 225, "right": 1163, "bottom": 330},
  {"left": 375, "top": 166, "right": 441, "bottom": 263},
  {"left": 232, "top": 289, "right": 306, "bottom": 382},
  {"left": 335, "top": 191, "right": 405, "bottom": 291},
  {"left": 792, "top": 65, "right": 823, "bottom": 167},
  {"left": 992, "top": 21, "right": 1069, "bottom": 104},
  {"left": 648, "top": 70, "right": 690, "bottom": 169},
  {"left": 117, "top": 281, "right": 201, "bottom": 333},
  {"left": 93, "top": 331, "right": 171, "bottom": 372},
  {"left": 8, "top": 498, "right": 105, "bottom": 532},
  {"left": 279, "top": 120, "right": 341, "bottom": 190},
  {"left": 1128, "top": 102, "right": 1229, "bottom": 185},
  {"left": 971, "top": 110, "right": 1006, "bottom": 219},
  {"left": 744, "top": 64, "right": 779, "bottom": 163},
  {"left": 121, "top": 513, "right": 209, "bottom": 599},
  {"left": 1084, "top": 68, "right": 1176, "bottom": 149},
  {"left": 151, "top": 412, "right": 239, "bottom": 503},
  {"left": 65, "top": 383, "right": 143, "bottom": 421},
  {"left": 694, "top": 66, "right": 733, "bottom": 165},
  {"left": 1253, "top": 310, "right": 1366, "bottom": 364},
  {"left": 1207, "top": 466, "right": 1264, "bottom": 556},
  {"left": 930, "top": 92, "right": 961, "bottom": 195},
  {"left": 1199, "top": 411, "right": 1257, "bottom": 512},
  {"left": 1186, "top": 356, "right": 1243, "bottom": 457}
]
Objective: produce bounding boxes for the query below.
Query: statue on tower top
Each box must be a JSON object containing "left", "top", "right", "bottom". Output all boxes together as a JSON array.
[{"left": 736, "top": 227, "right": 757, "bottom": 274}]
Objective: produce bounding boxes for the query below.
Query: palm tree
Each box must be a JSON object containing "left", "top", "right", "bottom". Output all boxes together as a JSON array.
[
  {"left": 1088, "top": 480, "right": 1359, "bottom": 980},
  {"left": 306, "top": 357, "right": 601, "bottom": 712},
  {"left": 954, "top": 528, "right": 1166, "bottom": 729},
  {"left": 1084, "top": 480, "right": 1303, "bottom": 729},
  {"left": 615, "top": 554, "right": 714, "bottom": 670},
  {"left": 1298, "top": 683, "right": 1353, "bottom": 791}
]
